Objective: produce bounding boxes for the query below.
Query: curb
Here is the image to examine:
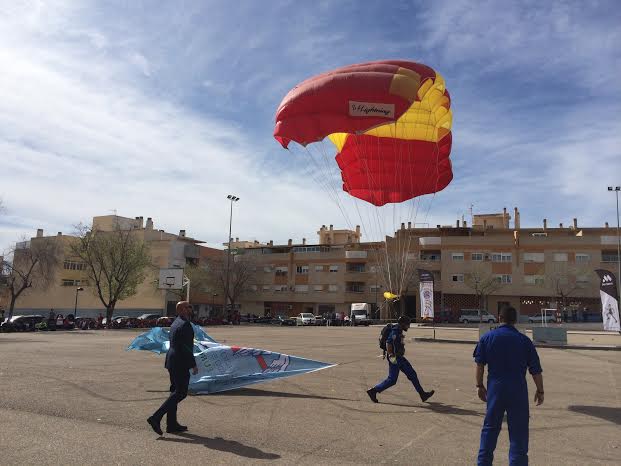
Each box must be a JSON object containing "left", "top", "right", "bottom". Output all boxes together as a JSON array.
[{"left": 413, "top": 337, "right": 621, "bottom": 351}]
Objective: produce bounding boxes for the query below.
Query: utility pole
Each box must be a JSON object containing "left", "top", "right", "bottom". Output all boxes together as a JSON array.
[{"left": 224, "top": 195, "right": 240, "bottom": 319}]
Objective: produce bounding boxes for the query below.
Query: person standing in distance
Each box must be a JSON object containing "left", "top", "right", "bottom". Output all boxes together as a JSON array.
[
  {"left": 367, "top": 315, "right": 434, "bottom": 403},
  {"left": 148, "top": 301, "right": 198, "bottom": 435},
  {"left": 474, "top": 305, "right": 544, "bottom": 465}
]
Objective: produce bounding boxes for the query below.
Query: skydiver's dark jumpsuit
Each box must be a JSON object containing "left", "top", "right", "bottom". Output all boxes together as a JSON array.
[
  {"left": 474, "top": 325, "right": 542, "bottom": 466},
  {"left": 373, "top": 324, "right": 426, "bottom": 396}
]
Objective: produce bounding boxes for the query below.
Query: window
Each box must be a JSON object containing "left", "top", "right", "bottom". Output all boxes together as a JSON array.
[
  {"left": 523, "top": 253, "right": 544, "bottom": 263},
  {"left": 292, "top": 246, "right": 329, "bottom": 253},
  {"left": 553, "top": 253, "right": 568, "bottom": 262},
  {"left": 294, "top": 285, "right": 309, "bottom": 292},
  {"left": 451, "top": 274, "right": 464, "bottom": 282},
  {"left": 346, "top": 263, "right": 365, "bottom": 273},
  {"left": 329, "top": 265, "right": 339, "bottom": 273},
  {"left": 263, "top": 266, "right": 273, "bottom": 273},
  {"left": 576, "top": 275, "right": 590, "bottom": 285},
  {"left": 275, "top": 266, "right": 288, "bottom": 276},
  {"left": 576, "top": 253, "right": 590, "bottom": 263},
  {"left": 328, "top": 284, "right": 338, "bottom": 292},
  {"left": 602, "top": 252, "right": 619, "bottom": 263},
  {"left": 61, "top": 279, "right": 87, "bottom": 287},
  {"left": 315, "top": 265, "right": 325, "bottom": 272},
  {"left": 63, "top": 260, "right": 86, "bottom": 271},
  {"left": 491, "top": 253, "right": 512, "bottom": 262},
  {"left": 494, "top": 274, "right": 512, "bottom": 284},
  {"left": 451, "top": 252, "right": 464, "bottom": 261},
  {"left": 471, "top": 253, "right": 483, "bottom": 261},
  {"left": 524, "top": 275, "right": 545, "bottom": 285},
  {"left": 274, "top": 285, "right": 287, "bottom": 292},
  {"left": 420, "top": 252, "right": 441, "bottom": 261},
  {"left": 346, "top": 282, "right": 365, "bottom": 293},
  {"left": 314, "top": 285, "right": 324, "bottom": 292},
  {"left": 296, "top": 265, "right": 309, "bottom": 274}
]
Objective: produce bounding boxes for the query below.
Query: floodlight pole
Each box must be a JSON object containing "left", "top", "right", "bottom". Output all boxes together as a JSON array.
[
  {"left": 74, "top": 286, "right": 84, "bottom": 319},
  {"left": 224, "top": 195, "right": 239, "bottom": 318},
  {"left": 608, "top": 187, "right": 621, "bottom": 302}
]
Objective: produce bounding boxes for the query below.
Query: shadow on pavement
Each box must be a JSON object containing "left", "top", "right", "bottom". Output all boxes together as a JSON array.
[
  {"left": 568, "top": 405, "right": 621, "bottom": 425},
  {"left": 380, "top": 401, "right": 482, "bottom": 416},
  {"left": 207, "top": 387, "right": 353, "bottom": 402},
  {"left": 158, "top": 432, "right": 280, "bottom": 459}
]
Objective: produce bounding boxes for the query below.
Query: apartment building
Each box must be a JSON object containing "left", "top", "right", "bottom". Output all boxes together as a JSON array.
[
  {"left": 237, "top": 209, "right": 617, "bottom": 321},
  {"left": 12, "top": 215, "right": 221, "bottom": 317}
]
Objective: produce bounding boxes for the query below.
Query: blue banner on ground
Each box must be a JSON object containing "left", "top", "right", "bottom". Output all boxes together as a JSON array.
[{"left": 128, "top": 324, "right": 335, "bottom": 393}]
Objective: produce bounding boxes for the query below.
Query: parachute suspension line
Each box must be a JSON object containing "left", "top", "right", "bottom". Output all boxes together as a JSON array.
[{"left": 302, "top": 144, "right": 354, "bottom": 233}]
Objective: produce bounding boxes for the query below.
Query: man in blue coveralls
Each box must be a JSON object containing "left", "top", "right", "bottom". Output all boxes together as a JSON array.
[
  {"left": 366, "top": 315, "right": 435, "bottom": 403},
  {"left": 474, "top": 305, "right": 544, "bottom": 465}
]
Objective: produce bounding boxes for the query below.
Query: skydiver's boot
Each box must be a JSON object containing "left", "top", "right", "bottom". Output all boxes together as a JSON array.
[{"left": 366, "top": 388, "right": 379, "bottom": 403}]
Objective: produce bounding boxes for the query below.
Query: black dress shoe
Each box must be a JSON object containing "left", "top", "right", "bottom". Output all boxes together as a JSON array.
[
  {"left": 166, "top": 424, "right": 188, "bottom": 433},
  {"left": 147, "top": 416, "right": 163, "bottom": 435},
  {"left": 420, "top": 390, "right": 435, "bottom": 402},
  {"left": 366, "top": 388, "right": 379, "bottom": 403}
]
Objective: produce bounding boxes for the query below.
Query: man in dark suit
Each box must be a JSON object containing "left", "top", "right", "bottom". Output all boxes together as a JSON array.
[{"left": 147, "top": 301, "right": 198, "bottom": 435}]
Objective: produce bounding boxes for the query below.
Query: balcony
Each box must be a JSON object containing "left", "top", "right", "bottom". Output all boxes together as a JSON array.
[
  {"left": 345, "top": 250, "right": 367, "bottom": 259},
  {"left": 419, "top": 237, "right": 441, "bottom": 246},
  {"left": 345, "top": 282, "right": 366, "bottom": 293}
]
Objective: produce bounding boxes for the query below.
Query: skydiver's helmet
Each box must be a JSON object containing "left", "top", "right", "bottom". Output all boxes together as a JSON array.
[{"left": 398, "top": 315, "right": 411, "bottom": 331}]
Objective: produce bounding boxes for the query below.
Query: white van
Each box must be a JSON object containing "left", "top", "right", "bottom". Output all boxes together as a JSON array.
[
  {"left": 459, "top": 309, "right": 497, "bottom": 324},
  {"left": 350, "top": 303, "right": 371, "bottom": 326}
]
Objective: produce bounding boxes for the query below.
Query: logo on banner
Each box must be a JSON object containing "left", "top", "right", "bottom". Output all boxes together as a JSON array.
[{"left": 603, "top": 274, "right": 613, "bottom": 283}]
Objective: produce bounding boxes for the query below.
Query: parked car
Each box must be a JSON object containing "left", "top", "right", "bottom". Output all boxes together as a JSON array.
[
  {"left": 272, "top": 315, "right": 296, "bottom": 326},
  {"left": 459, "top": 309, "right": 497, "bottom": 324},
  {"left": 156, "top": 316, "right": 174, "bottom": 327},
  {"left": 528, "top": 312, "right": 556, "bottom": 324},
  {"left": 75, "top": 317, "right": 98, "bottom": 330},
  {"left": 1, "top": 315, "right": 44, "bottom": 332},
  {"left": 137, "top": 313, "right": 161, "bottom": 321},
  {"left": 296, "top": 313, "right": 316, "bottom": 326}
]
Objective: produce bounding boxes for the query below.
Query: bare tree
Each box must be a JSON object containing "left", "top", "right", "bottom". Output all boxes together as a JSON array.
[
  {"left": 206, "top": 253, "right": 256, "bottom": 317},
  {"left": 71, "top": 224, "right": 151, "bottom": 327},
  {"left": 544, "top": 261, "right": 591, "bottom": 311},
  {"left": 464, "top": 264, "right": 504, "bottom": 320},
  {"left": 2, "top": 237, "right": 62, "bottom": 320}
]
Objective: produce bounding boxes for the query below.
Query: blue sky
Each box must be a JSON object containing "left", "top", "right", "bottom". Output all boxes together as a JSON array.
[{"left": 0, "top": 0, "right": 620, "bottom": 250}]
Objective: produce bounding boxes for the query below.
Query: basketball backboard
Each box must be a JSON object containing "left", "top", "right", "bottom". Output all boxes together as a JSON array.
[{"left": 158, "top": 268, "right": 184, "bottom": 290}]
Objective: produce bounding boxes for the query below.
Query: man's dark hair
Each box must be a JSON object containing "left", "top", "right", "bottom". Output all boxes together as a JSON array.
[
  {"left": 398, "top": 315, "right": 411, "bottom": 325},
  {"left": 499, "top": 305, "right": 517, "bottom": 324}
]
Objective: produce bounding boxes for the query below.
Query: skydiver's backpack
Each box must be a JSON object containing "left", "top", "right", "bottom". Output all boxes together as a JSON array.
[{"left": 379, "top": 323, "right": 395, "bottom": 353}]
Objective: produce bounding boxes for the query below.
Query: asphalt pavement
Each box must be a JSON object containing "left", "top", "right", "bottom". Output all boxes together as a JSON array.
[{"left": 0, "top": 326, "right": 619, "bottom": 465}]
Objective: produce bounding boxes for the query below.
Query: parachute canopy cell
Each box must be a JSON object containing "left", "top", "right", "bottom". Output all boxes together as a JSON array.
[{"left": 274, "top": 60, "right": 454, "bottom": 206}]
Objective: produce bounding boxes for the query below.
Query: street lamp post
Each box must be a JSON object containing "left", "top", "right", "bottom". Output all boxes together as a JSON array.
[
  {"left": 225, "top": 195, "right": 240, "bottom": 319},
  {"left": 74, "top": 286, "right": 84, "bottom": 319},
  {"left": 608, "top": 187, "right": 621, "bottom": 301}
]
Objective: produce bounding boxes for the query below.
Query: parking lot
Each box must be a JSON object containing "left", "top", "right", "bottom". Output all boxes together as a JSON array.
[{"left": 0, "top": 326, "right": 619, "bottom": 465}]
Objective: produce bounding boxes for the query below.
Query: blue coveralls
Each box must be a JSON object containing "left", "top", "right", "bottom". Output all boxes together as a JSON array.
[
  {"left": 473, "top": 325, "right": 542, "bottom": 466},
  {"left": 373, "top": 325, "right": 425, "bottom": 396}
]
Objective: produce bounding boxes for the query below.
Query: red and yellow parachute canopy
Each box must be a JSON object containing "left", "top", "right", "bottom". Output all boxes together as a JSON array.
[{"left": 274, "top": 60, "right": 453, "bottom": 206}]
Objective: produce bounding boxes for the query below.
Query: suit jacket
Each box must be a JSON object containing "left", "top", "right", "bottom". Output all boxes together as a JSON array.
[{"left": 165, "top": 316, "right": 197, "bottom": 371}]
